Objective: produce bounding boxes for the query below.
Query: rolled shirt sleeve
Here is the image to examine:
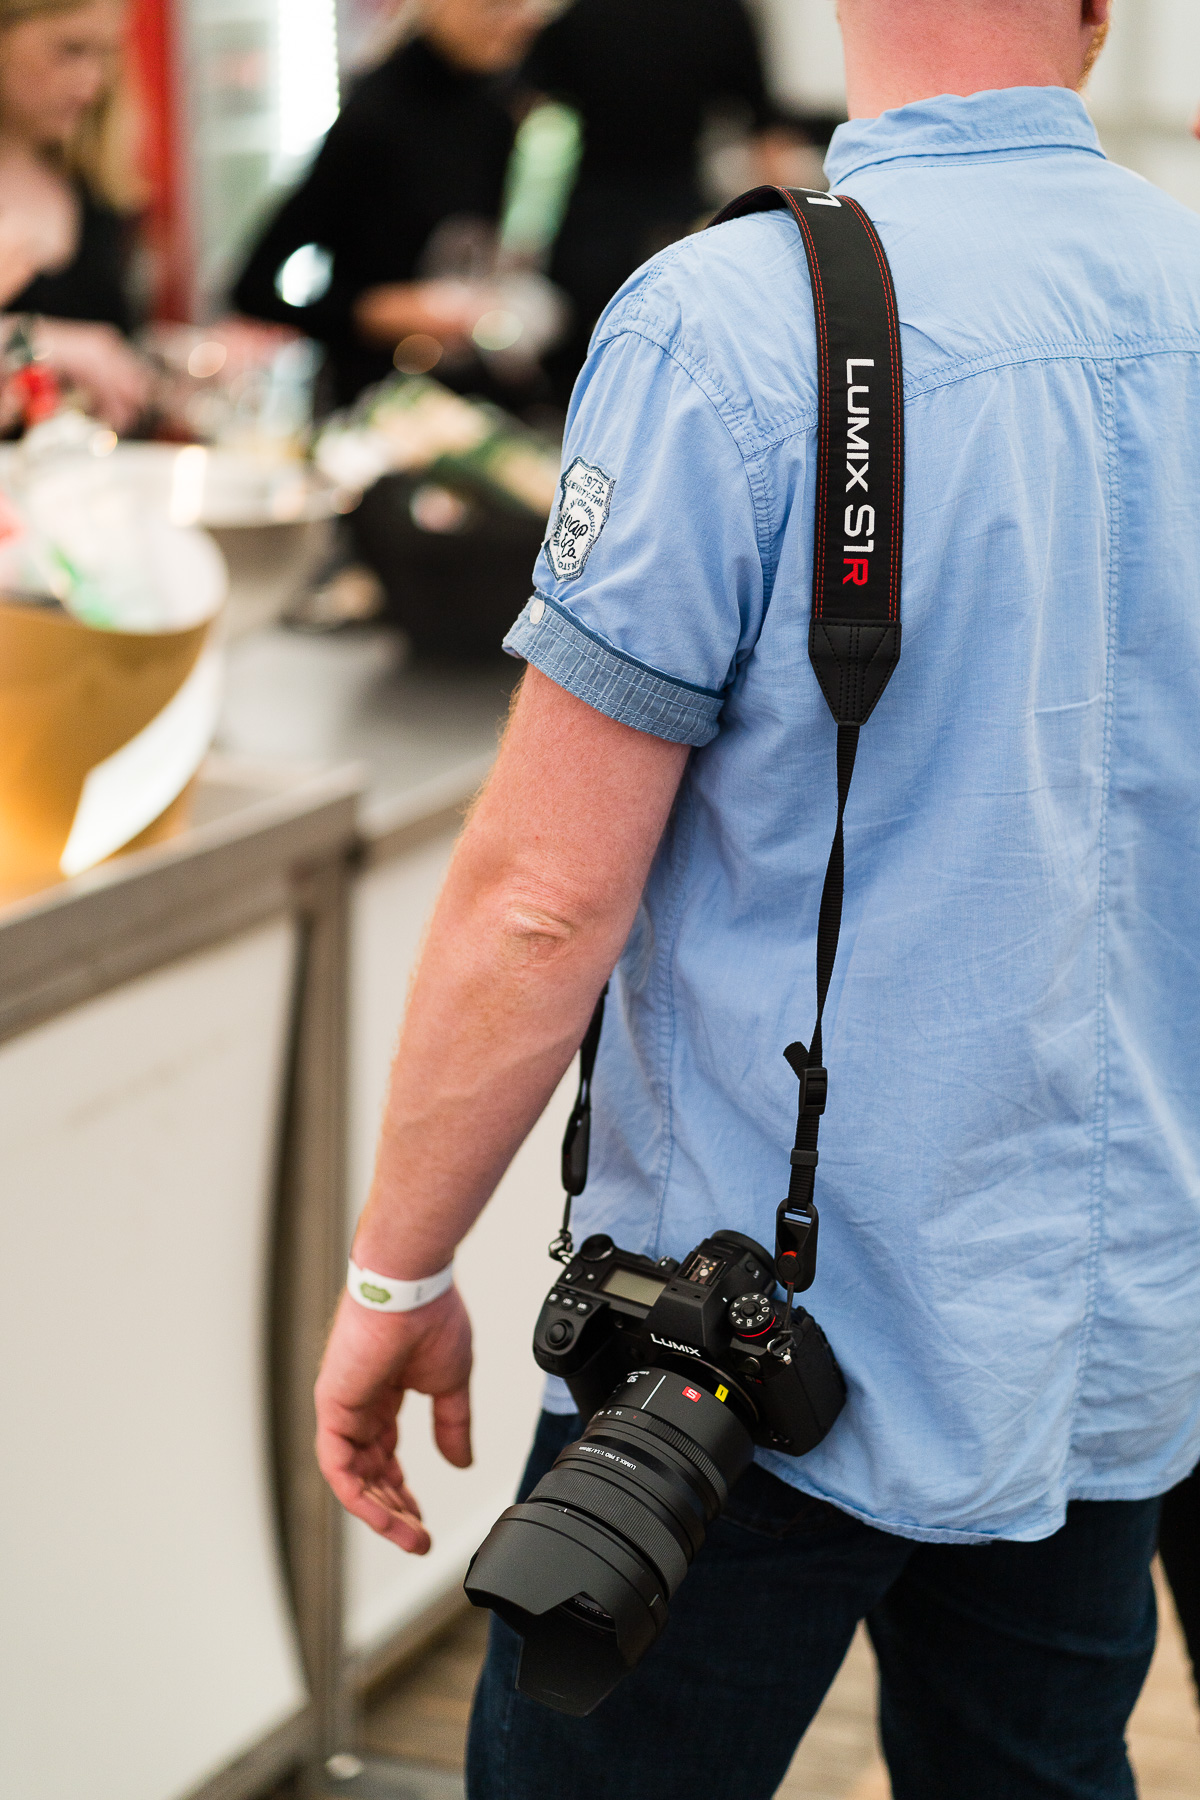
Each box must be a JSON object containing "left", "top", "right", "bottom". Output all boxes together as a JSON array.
[{"left": 504, "top": 323, "right": 767, "bottom": 746}]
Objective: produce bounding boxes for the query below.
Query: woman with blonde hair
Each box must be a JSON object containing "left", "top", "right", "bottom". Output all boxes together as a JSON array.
[{"left": 0, "top": 0, "right": 148, "bottom": 429}]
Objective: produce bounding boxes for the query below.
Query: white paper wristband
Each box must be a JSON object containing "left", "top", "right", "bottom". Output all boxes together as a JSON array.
[{"left": 347, "top": 1258, "right": 454, "bottom": 1313}]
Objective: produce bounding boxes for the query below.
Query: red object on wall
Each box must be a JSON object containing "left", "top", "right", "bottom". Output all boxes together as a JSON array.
[{"left": 127, "top": 0, "right": 191, "bottom": 321}]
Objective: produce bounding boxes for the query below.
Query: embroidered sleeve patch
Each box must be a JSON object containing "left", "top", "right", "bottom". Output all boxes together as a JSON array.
[{"left": 547, "top": 457, "right": 614, "bottom": 581}]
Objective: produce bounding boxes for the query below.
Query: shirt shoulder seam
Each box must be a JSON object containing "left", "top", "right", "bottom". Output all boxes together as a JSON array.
[
  {"left": 590, "top": 316, "right": 806, "bottom": 587},
  {"left": 595, "top": 310, "right": 818, "bottom": 444}
]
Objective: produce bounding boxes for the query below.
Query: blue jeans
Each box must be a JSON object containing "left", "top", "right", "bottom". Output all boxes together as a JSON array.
[{"left": 466, "top": 1412, "right": 1161, "bottom": 1800}]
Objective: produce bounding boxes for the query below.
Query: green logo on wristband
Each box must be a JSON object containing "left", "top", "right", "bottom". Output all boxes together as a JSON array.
[{"left": 359, "top": 1282, "right": 391, "bottom": 1304}]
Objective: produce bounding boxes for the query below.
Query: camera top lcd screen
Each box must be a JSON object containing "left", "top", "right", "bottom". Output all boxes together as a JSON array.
[{"left": 600, "top": 1265, "right": 668, "bottom": 1308}]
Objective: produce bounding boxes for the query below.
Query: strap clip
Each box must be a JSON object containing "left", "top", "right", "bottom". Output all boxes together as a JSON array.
[
  {"left": 774, "top": 1198, "right": 820, "bottom": 1293},
  {"left": 547, "top": 1228, "right": 574, "bottom": 1266},
  {"left": 561, "top": 1100, "right": 591, "bottom": 1197}
]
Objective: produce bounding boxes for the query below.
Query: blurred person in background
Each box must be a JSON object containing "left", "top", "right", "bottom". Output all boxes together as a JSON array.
[
  {"left": 525, "top": 0, "right": 799, "bottom": 400},
  {"left": 0, "top": 0, "right": 149, "bottom": 431},
  {"left": 232, "top": 0, "right": 552, "bottom": 411}
]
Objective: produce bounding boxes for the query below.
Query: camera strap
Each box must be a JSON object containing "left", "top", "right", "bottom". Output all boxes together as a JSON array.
[
  {"left": 711, "top": 185, "right": 905, "bottom": 1303},
  {"left": 549, "top": 981, "right": 607, "bottom": 1263},
  {"left": 553, "top": 185, "right": 905, "bottom": 1297}
]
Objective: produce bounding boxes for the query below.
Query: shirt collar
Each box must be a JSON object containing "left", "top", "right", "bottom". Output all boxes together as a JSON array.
[{"left": 825, "top": 86, "right": 1104, "bottom": 186}]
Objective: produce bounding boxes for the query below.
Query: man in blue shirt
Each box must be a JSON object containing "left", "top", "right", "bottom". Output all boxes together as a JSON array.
[{"left": 316, "top": 1, "right": 1200, "bottom": 1792}]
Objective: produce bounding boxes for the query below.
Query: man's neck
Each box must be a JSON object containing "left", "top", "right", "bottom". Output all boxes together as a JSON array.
[{"left": 839, "top": 2, "right": 1101, "bottom": 120}]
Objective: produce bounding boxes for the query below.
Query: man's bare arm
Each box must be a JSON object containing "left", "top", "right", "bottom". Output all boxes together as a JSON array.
[
  {"left": 314, "top": 667, "right": 690, "bottom": 1552},
  {"left": 357, "top": 665, "right": 691, "bottom": 1272}
]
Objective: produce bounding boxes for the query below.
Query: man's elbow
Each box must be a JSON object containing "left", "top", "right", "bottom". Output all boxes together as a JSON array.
[
  {"left": 481, "top": 867, "right": 629, "bottom": 973},
  {"left": 493, "top": 893, "right": 588, "bottom": 969}
]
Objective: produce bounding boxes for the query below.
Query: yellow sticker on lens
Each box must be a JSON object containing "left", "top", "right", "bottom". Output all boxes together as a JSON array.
[{"left": 715, "top": 1384, "right": 729, "bottom": 1402}]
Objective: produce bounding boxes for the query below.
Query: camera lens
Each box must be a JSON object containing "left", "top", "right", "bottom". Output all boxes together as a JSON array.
[{"left": 464, "top": 1367, "right": 753, "bottom": 1715}]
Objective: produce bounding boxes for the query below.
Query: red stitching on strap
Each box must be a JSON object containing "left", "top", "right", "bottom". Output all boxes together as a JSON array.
[{"left": 780, "top": 188, "right": 832, "bottom": 620}]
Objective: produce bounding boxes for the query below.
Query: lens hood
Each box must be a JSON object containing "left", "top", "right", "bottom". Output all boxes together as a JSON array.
[{"left": 465, "top": 1502, "right": 667, "bottom": 1714}]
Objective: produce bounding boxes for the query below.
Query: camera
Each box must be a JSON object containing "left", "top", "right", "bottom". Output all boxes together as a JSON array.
[{"left": 464, "top": 1227, "right": 845, "bottom": 1714}]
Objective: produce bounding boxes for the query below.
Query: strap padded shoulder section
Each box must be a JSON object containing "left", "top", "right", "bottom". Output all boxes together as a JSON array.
[{"left": 710, "top": 185, "right": 904, "bottom": 725}]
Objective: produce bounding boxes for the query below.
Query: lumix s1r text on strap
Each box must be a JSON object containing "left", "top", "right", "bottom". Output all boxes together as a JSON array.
[{"left": 710, "top": 184, "right": 904, "bottom": 726}]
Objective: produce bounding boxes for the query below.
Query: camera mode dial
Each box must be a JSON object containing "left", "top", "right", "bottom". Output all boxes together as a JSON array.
[{"left": 728, "top": 1292, "right": 776, "bottom": 1339}]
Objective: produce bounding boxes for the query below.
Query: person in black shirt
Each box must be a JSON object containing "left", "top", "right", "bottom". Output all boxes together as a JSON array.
[
  {"left": 233, "top": 0, "right": 548, "bottom": 409},
  {"left": 0, "top": 0, "right": 149, "bottom": 431},
  {"left": 11, "top": 186, "right": 130, "bottom": 332},
  {"left": 525, "top": 0, "right": 782, "bottom": 397}
]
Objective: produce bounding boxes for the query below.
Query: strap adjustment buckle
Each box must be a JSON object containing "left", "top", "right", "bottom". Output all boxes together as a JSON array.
[
  {"left": 784, "top": 1044, "right": 828, "bottom": 1114},
  {"left": 800, "top": 1066, "right": 828, "bottom": 1114}
]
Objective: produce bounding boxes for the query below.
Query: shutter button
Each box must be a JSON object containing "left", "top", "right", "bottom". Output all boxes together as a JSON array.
[{"left": 547, "top": 1320, "right": 574, "bottom": 1347}]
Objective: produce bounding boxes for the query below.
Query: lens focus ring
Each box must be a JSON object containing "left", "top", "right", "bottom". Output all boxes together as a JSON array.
[
  {"left": 558, "top": 1436, "right": 707, "bottom": 1553},
  {"left": 590, "top": 1409, "right": 729, "bottom": 1512},
  {"left": 535, "top": 1466, "right": 690, "bottom": 1592}
]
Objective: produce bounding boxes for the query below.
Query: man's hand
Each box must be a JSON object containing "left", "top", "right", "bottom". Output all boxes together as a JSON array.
[
  {"left": 315, "top": 1285, "right": 473, "bottom": 1554},
  {"left": 353, "top": 278, "right": 486, "bottom": 353},
  {"left": 32, "top": 319, "right": 151, "bottom": 433}
]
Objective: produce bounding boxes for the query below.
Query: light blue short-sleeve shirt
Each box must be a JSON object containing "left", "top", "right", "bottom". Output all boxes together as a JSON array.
[{"left": 505, "top": 88, "right": 1200, "bottom": 1544}]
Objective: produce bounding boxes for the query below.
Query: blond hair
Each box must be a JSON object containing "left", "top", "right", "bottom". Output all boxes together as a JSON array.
[{"left": 0, "top": 0, "right": 145, "bottom": 212}]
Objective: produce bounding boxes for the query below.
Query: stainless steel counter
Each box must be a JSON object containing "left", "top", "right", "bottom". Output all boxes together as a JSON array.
[
  {"left": 0, "top": 756, "right": 361, "bottom": 1800},
  {"left": 217, "top": 624, "right": 518, "bottom": 821}
]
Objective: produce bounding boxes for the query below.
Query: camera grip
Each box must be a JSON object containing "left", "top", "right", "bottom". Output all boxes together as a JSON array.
[{"left": 756, "top": 1309, "right": 846, "bottom": 1455}]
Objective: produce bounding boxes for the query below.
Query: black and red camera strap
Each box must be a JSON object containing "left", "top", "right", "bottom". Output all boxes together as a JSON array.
[{"left": 555, "top": 186, "right": 905, "bottom": 1308}]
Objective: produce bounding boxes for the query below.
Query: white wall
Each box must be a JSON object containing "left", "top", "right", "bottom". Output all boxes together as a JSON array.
[
  {"left": 755, "top": 0, "right": 845, "bottom": 110},
  {"left": 0, "top": 923, "right": 306, "bottom": 1800},
  {"left": 1086, "top": 0, "right": 1200, "bottom": 211}
]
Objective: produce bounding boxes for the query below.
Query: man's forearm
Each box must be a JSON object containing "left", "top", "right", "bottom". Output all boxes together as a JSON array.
[
  {"left": 351, "top": 670, "right": 690, "bottom": 1279},
  {"left": 351, "top": 858, "right": 619, "bottom": 1277}
]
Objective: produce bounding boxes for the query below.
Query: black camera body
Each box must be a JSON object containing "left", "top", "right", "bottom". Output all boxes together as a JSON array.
[
  {"left": 465, "top": 1226, "right": 845, "bottom": 1715},
  {"left": 534, "top": 1229, "right": 844, "bottom": 1456}
]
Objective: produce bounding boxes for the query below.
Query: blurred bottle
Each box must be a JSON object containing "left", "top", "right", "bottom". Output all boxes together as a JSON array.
[
  {"left": 139, "top": 322, "right": 321, "bottom": 458},
  {"left": 498, "top": 101, "right": 583, "bottom": 268},
  {"left": 4, "top": 319, "right": 61, "bottom": 428}
]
